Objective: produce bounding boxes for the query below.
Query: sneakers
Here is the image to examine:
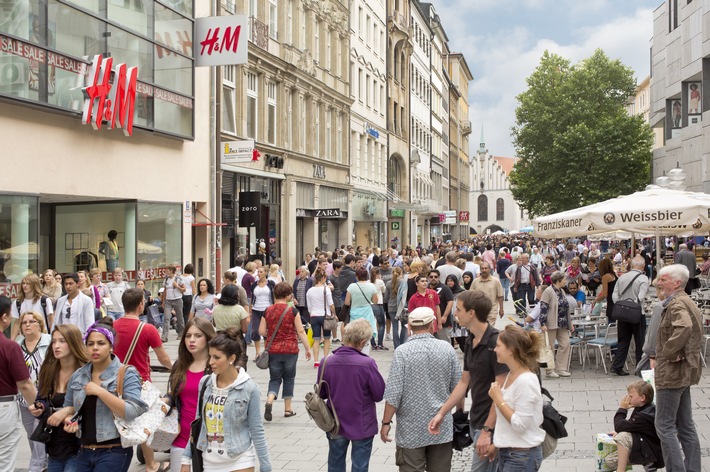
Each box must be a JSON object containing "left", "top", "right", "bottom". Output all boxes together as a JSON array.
[
  {"left": 313, "top": 362, "right": 320, "bottom": 368},
  {"left": 378, "top": 345, "right": 389, "bottom": 351},
  {"left": 385, "top": 333, "right": 392, "bottom": 341},
  {"left": 557, "top": 371, "right": 572, "bottom": 377},
  {"left": 331, "top": 338, "right": 341, "bottom": 344},
  {"left": 546, "top": 371, "right": 560, "bottom": 378}
]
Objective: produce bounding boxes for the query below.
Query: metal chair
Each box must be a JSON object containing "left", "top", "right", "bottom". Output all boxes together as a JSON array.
[{"left": 586, "top": 322, "right": 617, "bottom": 374}]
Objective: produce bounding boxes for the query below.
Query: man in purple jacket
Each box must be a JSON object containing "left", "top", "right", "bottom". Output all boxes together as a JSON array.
[{"left": 319, "top": 318, "right": 385, "bottom": 472}]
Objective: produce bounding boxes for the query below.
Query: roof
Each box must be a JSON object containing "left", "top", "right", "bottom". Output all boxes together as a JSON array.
[{"left": 493, "top": 156, "right": 517, "bottom": 175}]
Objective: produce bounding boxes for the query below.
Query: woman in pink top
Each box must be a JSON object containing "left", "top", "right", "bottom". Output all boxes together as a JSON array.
[{"left": 168, "top": 317, "right": 216, "bottom": 468}]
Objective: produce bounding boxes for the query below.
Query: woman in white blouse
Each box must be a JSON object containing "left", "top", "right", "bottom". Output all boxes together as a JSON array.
[{"left": 488, "top": 324, "right": 545, "bottom": 471}]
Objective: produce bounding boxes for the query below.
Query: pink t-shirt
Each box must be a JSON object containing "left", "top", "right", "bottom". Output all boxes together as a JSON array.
[{"left": 174, "top": 369, "right": 204, "bottom": 449}]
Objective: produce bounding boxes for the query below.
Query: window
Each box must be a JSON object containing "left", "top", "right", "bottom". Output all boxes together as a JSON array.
[
  {"left": 359, "top": 69, "right": 364, "bottom": 102},
  {"left": 287, "top": 0, "right": 293, "bottom": 43},
  {"left": 496, "top": 198, "right": 504, "bottom": 221},
  {"left": 669, "top": 0, "right": 678, "bottom": 31},
  {"left": 222, "top": 66, "right": 236, "bottom": 134},
  {"left": 300, "top": 94, "right": 306, "bottom": 152},
  {"left": 269, "top": 0, "right": 278, "bottom": 40},
  {"left": 325, "top": 109, "right": 332, "bottom": 158},
  {"left": 325, "top": 29, "right": 331, "bottom": 71},
  {"left": 314, "top": 103, "right": 320, "bottom": 157},
  {"left": 366, "top": 74, "right": 371, "bottom": 107},
  {"left": 358, "top": 7, "right": 363, "bottom": 37},
  {"left": 286, "top": 88, "right": 292, "bottom": 147},
  {"left": 246, "top": 72, "right": 257, "bottom": 139},
  {"left": 366, "top": 15, "right": 371, "bottom": 44},
  {"left": 267, "top": 81, "right": 277, "bottom": 144},
  {"left": 300, "top": 6, "right": 306, "bottom": 49},
  {"left": 314, "top": 20, "right": 320, "bottom": 62},
  {"left": 478, "top": 195, "right": 488, "bottom": 221},
  {"left": 336, "top": 115, "right": 343, "bottom": 163}
]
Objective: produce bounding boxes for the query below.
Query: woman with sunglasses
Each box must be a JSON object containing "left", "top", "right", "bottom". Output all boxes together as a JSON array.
[
  {"left": 29, "top": 324, "right": 88, "bottom": 472},
  {"left": 16, "top": 311, "right": 51, "bottom": 472},
  {"left": 62, "top": 318, "right": 148, "bottom": 471}
]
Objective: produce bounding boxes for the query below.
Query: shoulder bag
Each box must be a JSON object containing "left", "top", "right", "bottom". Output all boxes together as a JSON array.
[
  {"left": 189, "top": 377, "right": 210, "bottom": 472},
  {"left": 538, "top": 331, "right": 555, "bottom": 370},
  {"left": 323, "top": 286, "right": 339, "bottom": 332},
  {"left": 255, "top": 305, "right": 291, "bottom": 370},
  {"left": 114, "top": 364, "right": 167, "bottom": 447},
  {"left": 304, "top": 355, "right": 340, "bottom": 435},
  {"left": 611, "top": 273, "right": 643, "bottom": 324},
  {"left": 540, "top": 387, "right": 568, "bottom": 439}
]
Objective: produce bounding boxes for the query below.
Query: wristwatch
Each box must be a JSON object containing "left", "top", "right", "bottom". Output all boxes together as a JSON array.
[
  {"left": 482, "top": 425, "right": 494, "bottom": 433},
  {"left": 382, "top": 420, "right": 392, "bottom": 426}
]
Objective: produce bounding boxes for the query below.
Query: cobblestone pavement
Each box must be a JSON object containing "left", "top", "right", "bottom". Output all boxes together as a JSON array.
[{"left": 14, "top": 297, "right": 710, "bottom": 471}]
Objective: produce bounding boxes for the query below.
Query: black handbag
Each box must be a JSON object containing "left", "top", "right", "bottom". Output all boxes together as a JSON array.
[
  {"left": 452, "top": 409, "right": 473, "bottom": 451},
  {"left": 611, "top": 273, "right": 643, "bottom": 324},
  {"left": 189, "top": 378, "right": 211, "bottom": 472},
  {"left": 30, "top": 414, "right": 52, "bottom": 444},
  {"left": 540, "top": 387, "right": 568, "bottom": 439}
]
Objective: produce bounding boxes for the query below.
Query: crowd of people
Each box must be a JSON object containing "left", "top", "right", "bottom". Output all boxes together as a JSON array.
[{"left": 0, "top": 233, "right": 704, "bottom": 472}]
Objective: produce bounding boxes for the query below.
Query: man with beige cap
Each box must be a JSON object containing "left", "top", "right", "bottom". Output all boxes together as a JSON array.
[{"left": 380, "top": 307, "right": 461, "bottom": 472}]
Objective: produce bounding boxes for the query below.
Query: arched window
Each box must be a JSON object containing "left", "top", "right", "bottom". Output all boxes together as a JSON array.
[
  {"left": 388, "top": 155, "right": 401, "bottom": 198},
  {"left": 496, "top": 198, "right": 504, "bottom": 221},
  {"left": 478, "top": 195, "right": 488, "bottom": 222}
]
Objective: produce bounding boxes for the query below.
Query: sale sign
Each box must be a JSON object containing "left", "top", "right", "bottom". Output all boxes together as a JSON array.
[{"left": 194, "top": 15, "right": 248, "bottom": 67}]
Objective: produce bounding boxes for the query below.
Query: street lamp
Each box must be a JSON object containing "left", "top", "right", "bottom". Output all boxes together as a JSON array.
[{"left": 647, "top": 162, "right": 686, "bottom": 191}]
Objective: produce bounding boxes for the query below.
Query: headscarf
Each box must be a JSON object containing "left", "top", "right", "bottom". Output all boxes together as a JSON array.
[
  {"left": 462, "top": 271, "right": 474, "bottom": 291},
  {"left": 82, "top": 322, "right": 115, "bottom": 345},
  {"left": 445, "top": 274, "right": 464, "bottom": 295}
]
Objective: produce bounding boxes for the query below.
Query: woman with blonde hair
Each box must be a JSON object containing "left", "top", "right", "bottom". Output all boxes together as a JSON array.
[
  {"left": 267, "top": 264, "right": 283, "bottom": 284},
  {"left": 12, "top": 273, "right": 54, "bottom": 339},
  {"left": 41, "top": 269, "right": 62, "bottom": 305},
  {"left": 29, "top": 324, "right": 88, "bottom": 471},
  {"left": 17, "top": 311, "right": 52, "bottom": 471},
  {"left": 488, "top": 324, "right": 545, "bottom": 471}
]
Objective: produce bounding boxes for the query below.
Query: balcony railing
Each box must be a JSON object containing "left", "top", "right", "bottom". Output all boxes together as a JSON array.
[
  {"left": 221, "top": 0, "right": 235, "bottom": 13},
  {"left": 249, "top": 16, "right": 269, "bottom": 51}
]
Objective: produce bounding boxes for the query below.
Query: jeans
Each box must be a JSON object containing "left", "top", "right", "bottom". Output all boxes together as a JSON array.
[
  {"left": 512, "top": 284, "right": 535, "bottom": 316},
  {"left": 655, "top": 386, "right": 701, "bottom": 472},
  {"left": 387, "top": 308, "right": 408, "bottom": 348},
  {"left": 0, "top": 400, "right": 22, "bottom": 471},
  {"left": 469, "top": 429, "right": 498, "bottom": 472},
  {"left": 48, "top": 455, "right": 79, "bottom": 472},
  {"left": 162, "top": 298, "right": 184, "bottom": 339},
  {"left": 107, "top": 311, "right": 123, "bottom": 321},
  {"left": 310, "top": 315, "right": 331, "bottom": 339},
  {"left": 106, "top": 259, "right": 118, "bottom": 272},
  {"left": 75, "top": 445, "right": 133, "bottom": 472},
  {"left": 498, "top": 446, "right": 542, "bottom": 472},
  {"left": 500, "top": 277, "right": 511, "bottom": 301},
  {"left": 20, "top": 404, "right": 47, "bottom": 471},
  {"left": 267, "top": 353, "right": 298, "bottom": 399},
  {"left": 611, "top": 317, "right": 646, "bottom": 371},
  {"left": 251, "top": 309, "right": 266, "bottom": 341},
  {"left": 327, "top": 435, "right": 373, "bottom": 472},
  {"left": 372, "top": 304, "right": 386, "bottom": 346}
]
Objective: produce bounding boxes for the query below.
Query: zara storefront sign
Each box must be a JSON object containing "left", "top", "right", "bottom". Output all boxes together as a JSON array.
[
  {"left": 194, "top": 15, "right": 248, "bottom": 67},
  {"left": 82, "top": 55, "right": 138, "bottom": 136}
]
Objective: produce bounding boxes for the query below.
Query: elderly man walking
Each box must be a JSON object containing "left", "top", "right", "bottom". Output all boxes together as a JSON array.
[
  {"left": 380, "top": 307, "right": 461, "bottom": 472},
  {"left": 610, "top": 256, "right": 649, "bottom": 376},
  {"left": 674, "top": 243, "right": 698, "bottom": 294},
  {"left": 652, "top": 264, "right": 703, "bottom": 472},
  {"left": 470, "top": 262, "right": 504, "bottom": 325}
]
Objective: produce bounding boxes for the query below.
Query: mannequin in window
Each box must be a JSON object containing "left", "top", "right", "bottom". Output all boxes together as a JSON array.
[{"left": 99, "top": 230, "right": 120, "bottom": 272}]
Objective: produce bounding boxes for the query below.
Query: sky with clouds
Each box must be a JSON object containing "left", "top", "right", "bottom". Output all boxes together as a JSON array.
[{"left": 435, "top": 0, "right": 663, "bottom": 158}]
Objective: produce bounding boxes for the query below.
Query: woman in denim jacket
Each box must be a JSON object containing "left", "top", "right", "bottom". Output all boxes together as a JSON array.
[
  {"left": 62, "top": 318, "right": 148, "bottom": 472},
  {"left": 181, "top": 327, "right": 272, "bottom": 472}
]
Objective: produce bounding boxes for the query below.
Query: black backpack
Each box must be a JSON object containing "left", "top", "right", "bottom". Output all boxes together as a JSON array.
[{"left": 16, "top": 296, "right": 49, "bottom": 330}]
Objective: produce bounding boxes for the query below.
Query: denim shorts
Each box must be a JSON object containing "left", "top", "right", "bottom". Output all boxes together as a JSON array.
[{"left": 310, "top": 315, "right": 331, "bottom": 339}]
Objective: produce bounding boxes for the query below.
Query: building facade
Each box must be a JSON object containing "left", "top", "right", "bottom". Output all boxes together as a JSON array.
[
  {"left": 650, "top": 0, "right": 708, "bottom": 192},
  {"left": 350, "top": 0, "right": 388, "bottom": 249},
  {"left": 219, "top": 0, "right": 352, "bottom": 277},
  {"left": 409, "top": 0, "right": 434, "bottom": 246},
  {"left": 447, "top": 53, "right": 473, "bottom": 241},
  {"left": 470, "top": 135, "right": 529, "bottom": 234},
  {"left": 0, "top": 0, "right": 210, "bottom": 295}
]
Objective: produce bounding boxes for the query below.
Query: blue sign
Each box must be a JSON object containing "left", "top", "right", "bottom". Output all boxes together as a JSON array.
[{"left": 365, "top": 125, "right": 379, "bottom": 139}]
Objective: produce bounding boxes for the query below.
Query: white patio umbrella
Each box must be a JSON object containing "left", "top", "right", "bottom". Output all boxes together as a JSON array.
[{"left": 532, "top": 188, "right": 710, "bottom": 238}]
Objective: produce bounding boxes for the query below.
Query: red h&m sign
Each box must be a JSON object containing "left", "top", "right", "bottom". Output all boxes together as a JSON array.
[
  {"left": 82, "top": 55, "right": 138, "bottom": 136},
  {"left": 459, "top": 211, "right": 470, "bottom": 222},
  {"left": 194, "top": 15, "right": 248, "bottom": 67}
]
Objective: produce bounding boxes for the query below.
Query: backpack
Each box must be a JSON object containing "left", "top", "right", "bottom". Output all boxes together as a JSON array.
[{"left": 16, "top": 296, "right": 49, "bottom": 330}]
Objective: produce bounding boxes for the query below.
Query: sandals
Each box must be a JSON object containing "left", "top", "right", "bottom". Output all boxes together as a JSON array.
[
  {"left": 148, "top": 461, "right": 170, "bottom": 472},
  {"left": 284, "top": 410, "right": 297, "bottom": 418},
  {"left": 264, "top": 402, "right": 273, "bottom": 422}
]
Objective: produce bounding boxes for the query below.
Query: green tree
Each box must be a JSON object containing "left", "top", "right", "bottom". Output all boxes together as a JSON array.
[{"left": 509, "top": 49, "right": 653, "bottom": 217}]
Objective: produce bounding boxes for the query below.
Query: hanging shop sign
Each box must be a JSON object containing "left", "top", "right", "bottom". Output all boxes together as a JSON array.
[
  {"left": 238, "top": 191, "right": 261, "bottom": 228},
  {"left": 459, "top": 211, "right": 470, "bottom": 222},
  {"left": 82, "top": 54, "right": 138, "bottom": 136},
  {"left": 222, "top": 140, "right": 254, "bottom": 164},
  {"left": 195, "top": 15, "right": 248, "bottom": 66},
  {"left": 444, "top": 211, "right": 457, "bottom": 225}
]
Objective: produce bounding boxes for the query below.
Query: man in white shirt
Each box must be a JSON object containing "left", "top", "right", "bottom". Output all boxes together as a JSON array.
[
  {"left": 438, "top": 251, "right": 464, "bottom": 285},
  {"left": 228, "top": 256, "right": 247, "bottom": 286},
  {"left": 54, "top": 274, "right": 94, "bottom": 335}
]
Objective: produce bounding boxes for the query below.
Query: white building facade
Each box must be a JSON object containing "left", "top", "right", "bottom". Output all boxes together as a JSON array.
[
  {"left": 350, "top": 0, "right": 389, "bottom": 248},
  {"left": 650, "top": 0, "right": 708, "bottom": 192},
  {"left": 409, "top": 0, "right": 434, "bottom": 246}
]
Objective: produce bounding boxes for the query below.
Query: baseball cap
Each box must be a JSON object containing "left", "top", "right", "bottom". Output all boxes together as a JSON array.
[{"left": 408, "top": 307, "right": 435, "bottom": 326}]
